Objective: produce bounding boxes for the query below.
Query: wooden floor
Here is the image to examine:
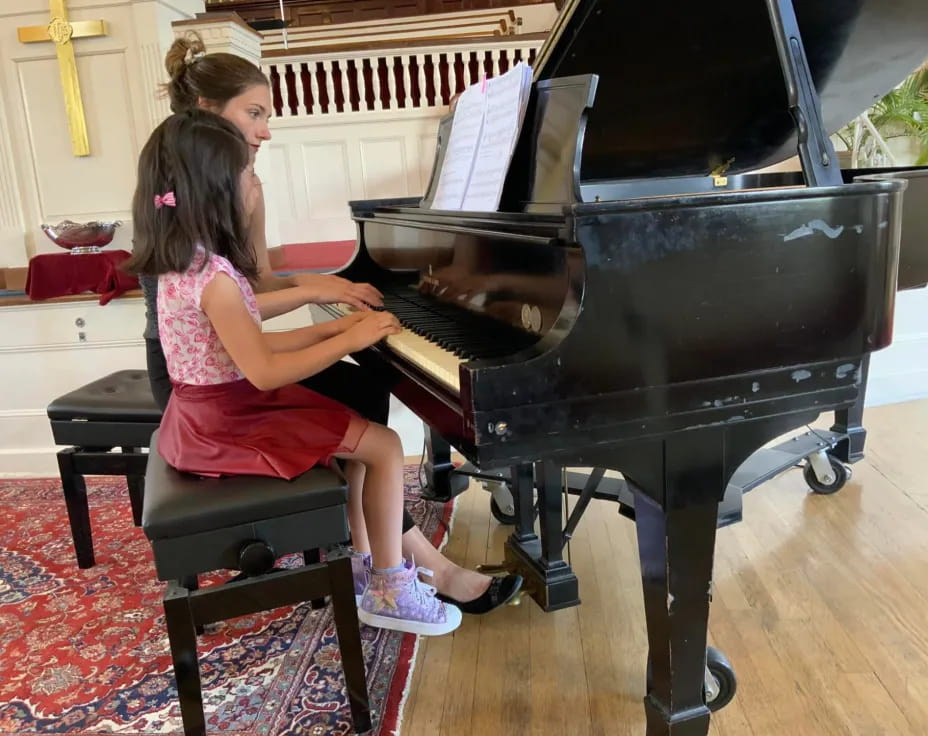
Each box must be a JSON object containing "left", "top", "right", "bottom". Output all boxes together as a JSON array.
[{"left": 401, "top": 399, "right": 928, "bottom": 735}]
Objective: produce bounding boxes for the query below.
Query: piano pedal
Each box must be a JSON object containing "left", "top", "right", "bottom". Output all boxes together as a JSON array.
[
  {"left": 508, "top": 586, "right": 536, "bottom": 607},
  {"left": 475, "top": 561, "right": 512, "bottom": 575}
]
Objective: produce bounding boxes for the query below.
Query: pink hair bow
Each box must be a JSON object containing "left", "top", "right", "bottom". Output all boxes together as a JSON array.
[{"left": 154, "top": 191, "right": 176, "bottom": 209}]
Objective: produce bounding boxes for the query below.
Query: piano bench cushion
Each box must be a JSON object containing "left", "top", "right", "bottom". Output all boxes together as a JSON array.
[
  {"left": 142, "top": 430, "right": 350, "bottom": 580},
  {"left": 47, "top": 370, "right": 162, "bottom": 447}
]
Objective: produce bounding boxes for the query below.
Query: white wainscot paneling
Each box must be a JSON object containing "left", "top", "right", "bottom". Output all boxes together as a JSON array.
[
  {"left": 264, "top": 111, "right": 442, "bottom": 246},
  {"left": 2, "top": 300, "right": 427, "bottom": 476},
  {"left": 0, "top": 299, "right": 147, "bottom": 476},
  {"left": 257, "top": 142, "right": 300, "bottom": 248},
  {"left": 360, "top": 137, "right": 409, "bottom": 200},
  {"left": 419, "top": 133, "right": 439, "bottom": 194},
  {"left": 299, "top": 140, "right": 355, "bottom": 243}
]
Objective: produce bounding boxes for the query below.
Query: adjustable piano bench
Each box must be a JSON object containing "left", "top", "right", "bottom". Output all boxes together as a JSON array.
[
  {"left": 142, "top": 430, "right": 371, "bottom": 735},
  {"left": 47, "top": 370, "right": 162, "bottom": 568}
]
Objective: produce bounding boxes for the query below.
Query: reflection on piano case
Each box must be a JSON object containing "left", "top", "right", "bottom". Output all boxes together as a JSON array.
[{"left": 309, "top": 0, "right": 928, "bottom": 733}]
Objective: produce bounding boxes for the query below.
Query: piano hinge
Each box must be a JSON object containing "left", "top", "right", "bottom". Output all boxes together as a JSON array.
[{"left": 710, "top": 157, "right": 735, "bottom": 187}]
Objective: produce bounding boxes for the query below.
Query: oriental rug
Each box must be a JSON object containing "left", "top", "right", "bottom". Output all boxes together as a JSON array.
[{"left": 0, "top": 466, "right": 452, "bottom": 735}]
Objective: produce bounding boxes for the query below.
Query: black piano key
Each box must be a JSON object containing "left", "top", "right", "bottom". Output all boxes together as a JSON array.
[{"left": 375, "top": 284, "right": 540, "bottom": 361}]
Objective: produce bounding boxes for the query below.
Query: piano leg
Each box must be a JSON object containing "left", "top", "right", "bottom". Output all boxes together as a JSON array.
[
  {"left": 511, "top": 462, "right": 536, "bottom": 542},
  {"left": 829, "top": 355, "right": 869, "bottom": 463},
  {"left": 634, "top": 488, "right": 719, "bottom": 736},
  {"left": 419, "top": 427, "right": 470, "bottom": 502},
  {"left": 622, "top": 429, "right": 736, "bottom": 736}
]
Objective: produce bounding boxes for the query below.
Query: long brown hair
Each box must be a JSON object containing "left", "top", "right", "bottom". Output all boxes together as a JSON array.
[
  {"left": 163, "top": 32, "right": 268, "bottom": 112},
  {"left": 124, "top": 110, "right": 258, "bottom": 280}
]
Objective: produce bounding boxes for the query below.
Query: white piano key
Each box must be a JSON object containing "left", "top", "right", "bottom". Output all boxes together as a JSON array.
[{"left": 331, "top": 303, "right": 462, "bottom": 393}]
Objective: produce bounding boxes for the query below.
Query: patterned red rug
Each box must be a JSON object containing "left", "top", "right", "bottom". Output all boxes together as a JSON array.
[{"left": 0, "top": 467, "right": 453, "bottom": 735}]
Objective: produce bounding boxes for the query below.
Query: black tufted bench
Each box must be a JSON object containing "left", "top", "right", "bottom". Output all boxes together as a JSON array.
[
  {"left": 142, "top": 429, "right": 371, "bottom": 735},
  {"left": 47, "top": 370, "right": 162, "bottom": 568}
]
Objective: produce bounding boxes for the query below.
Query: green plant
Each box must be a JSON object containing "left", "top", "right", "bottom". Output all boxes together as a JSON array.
[{"left": 835, "top": 64, "right": 928, "bottom": 166}]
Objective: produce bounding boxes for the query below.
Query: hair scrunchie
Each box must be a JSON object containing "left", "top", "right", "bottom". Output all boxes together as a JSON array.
[{"left": 184, "top": 48, "right": 206, "bottom": 66}]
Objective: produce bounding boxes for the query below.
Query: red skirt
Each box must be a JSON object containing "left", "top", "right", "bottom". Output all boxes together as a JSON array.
[{"left": 158, "top": 379, "right": 368, "bottom": 480}]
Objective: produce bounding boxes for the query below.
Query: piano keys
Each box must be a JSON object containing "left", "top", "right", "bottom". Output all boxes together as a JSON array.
[
  {"left": 317, "top": 280, "right": 546, "bottom": 394},
  {"left": 308, "top": 0, "right": 928, "bottom": 733}
]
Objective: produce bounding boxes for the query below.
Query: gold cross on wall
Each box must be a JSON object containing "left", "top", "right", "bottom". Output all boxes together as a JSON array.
[{"left": 17, "top": 0, "right": 108, "bottom": 157}]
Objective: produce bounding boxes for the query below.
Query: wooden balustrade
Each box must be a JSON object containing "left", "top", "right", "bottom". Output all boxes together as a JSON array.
[
  {"left": 263, "top": 35, "right": 542, "bottom": 117},
  {"left": 260, "top": 9, "right": 518, "bottom": 52}
]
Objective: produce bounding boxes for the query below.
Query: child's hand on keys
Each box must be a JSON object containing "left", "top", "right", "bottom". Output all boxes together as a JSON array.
[{"left": 344, "top": 311, "right": 402, "bottom": 350}]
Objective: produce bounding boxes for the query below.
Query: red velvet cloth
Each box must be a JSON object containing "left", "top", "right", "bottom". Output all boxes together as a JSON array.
[{"left": 25, "top": 250, "right": 138, "bottom": 304}]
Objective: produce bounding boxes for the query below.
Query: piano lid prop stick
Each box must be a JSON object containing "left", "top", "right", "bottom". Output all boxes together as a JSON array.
[{"left": 278, "top": 0, "right": 288, "bottom": 49}]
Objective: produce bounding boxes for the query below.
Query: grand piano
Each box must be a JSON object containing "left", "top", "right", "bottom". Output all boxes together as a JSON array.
[{"left": 309, "top": 0, "right": 928, "bottom": 733}]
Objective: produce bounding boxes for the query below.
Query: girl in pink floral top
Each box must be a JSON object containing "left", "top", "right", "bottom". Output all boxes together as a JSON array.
[
  {"left": 125, "top": 110, "right": 461, "bottom": 636},
  {"left": 157, "top": 249, "right": 259, "bottom": 386}
]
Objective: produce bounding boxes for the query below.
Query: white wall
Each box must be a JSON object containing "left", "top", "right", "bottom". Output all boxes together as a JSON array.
[
  {"left": 0, "top": 0, "right": 204, "bottom": 267},
  {"left": 868, "top": 287, "right": 928, "bottom": 406},
  {"left": 257, "top": 110, "right": 443, "bottom": 246}
]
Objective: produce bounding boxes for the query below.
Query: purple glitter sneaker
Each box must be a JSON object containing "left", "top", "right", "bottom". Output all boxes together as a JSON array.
[
  {"left": 358, "top": 559, "right": 462, "bottom": 636},
  {"left": 351, "top": 551, "right": 371, "bottom": 605}
]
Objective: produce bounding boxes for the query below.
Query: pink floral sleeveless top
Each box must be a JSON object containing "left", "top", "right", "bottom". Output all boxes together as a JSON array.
[{"left": 157, "top": 250, "right": 260, "bottom": 385}]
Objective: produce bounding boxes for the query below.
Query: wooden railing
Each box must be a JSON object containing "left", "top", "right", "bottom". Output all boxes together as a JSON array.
[
  {"left": 263, "top": 34, "right": 543, "bottom": 117},
  {"left": 260, "top": 9, "right": 519, "bottom": 52}
]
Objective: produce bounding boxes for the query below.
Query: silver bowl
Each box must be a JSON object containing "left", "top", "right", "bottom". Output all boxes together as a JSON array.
[{"left": 41, "top": 220, "right": 122, "bottom": 253}]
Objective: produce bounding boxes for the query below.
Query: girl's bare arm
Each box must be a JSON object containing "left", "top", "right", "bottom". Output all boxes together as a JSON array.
[
  {"left": 253, "top": 285, "right": 315, "bottom": 320},
  {"left": 201, "top": 273, "right": 398, "bottom": 389},
  {"left": 263, "top": 312, "right": 365, "bottom": 353}
]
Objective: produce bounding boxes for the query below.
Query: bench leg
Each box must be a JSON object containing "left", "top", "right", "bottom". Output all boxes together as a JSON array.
[
  {"left": 164, "top": 582, "right": 206, "bottom": 736},
  {"left": 57, "top": 448, "right": 94, "bottom": 569},
  {"left": 303, "top": 549, "right": 328, "bottom": 609},
  {"left": 328, "top": 553, "right": 372, "bottom": 733},
  {"left": 179, "top": 576, "right": 204, "bottom": 636},
  {"left": 122, "top": 447, "right": 145, "bottom": 526}
]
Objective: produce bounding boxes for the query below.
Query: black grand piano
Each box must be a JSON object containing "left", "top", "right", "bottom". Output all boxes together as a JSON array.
[{"left": 309, "top": 1, "right": 928, "bottom": 733}]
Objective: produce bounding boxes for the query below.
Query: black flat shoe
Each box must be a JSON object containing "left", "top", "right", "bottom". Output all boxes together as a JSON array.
[{"left": 436, "top": 574, "right": 523, "bottom": 615}]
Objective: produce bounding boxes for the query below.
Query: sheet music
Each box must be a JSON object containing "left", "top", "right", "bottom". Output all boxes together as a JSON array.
[
  {"left": 430, "top": 84, "right": 487, "bottom": 211},
  {"left": 428, "top": 62, "right": 532, "bottom": 212},
  {"left": 461, "top": 62, "right": 533, "bottom": 211}
]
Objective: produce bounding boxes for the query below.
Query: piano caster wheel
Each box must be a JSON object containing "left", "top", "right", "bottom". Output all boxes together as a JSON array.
[
  {"left": 483, "top": 479, "right": 517, "bottom": 525},
  {"left": 803, "top": 452, "right": 850, "bottom": 495},
  {"left": 645, "top": 646, "right": 737, "bottom": 713},
  {"left": 486, "top": 479, "right": 539, "bottom": 526},
  {"left": 705, "top": 646, "right": 737, "bottom": 712},
  {"left": 490, "top": 495, "right": 517, "bottom": 525}
]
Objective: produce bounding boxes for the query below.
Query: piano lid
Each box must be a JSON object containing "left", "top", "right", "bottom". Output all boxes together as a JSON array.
[{"left": 534, "top": 0, "right": 928, "bottom": 182}]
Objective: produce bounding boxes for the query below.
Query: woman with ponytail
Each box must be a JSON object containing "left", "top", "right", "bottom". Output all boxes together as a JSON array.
[{"left": 138, "top": 33, "right": 522, "bottom": 615}]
